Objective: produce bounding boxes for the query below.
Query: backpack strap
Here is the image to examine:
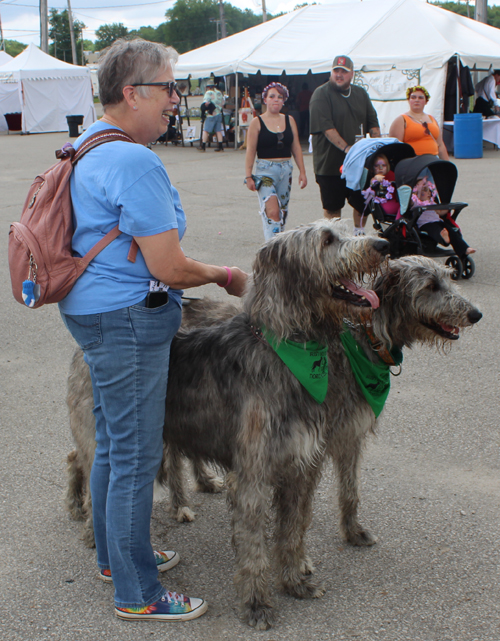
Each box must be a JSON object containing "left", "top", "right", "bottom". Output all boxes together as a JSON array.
[
  {"left": 63, "top": 129, "right": 140, "bottom": 266},
  {"left": 72, "top": 129, "right": 136, "bottom": 164}
]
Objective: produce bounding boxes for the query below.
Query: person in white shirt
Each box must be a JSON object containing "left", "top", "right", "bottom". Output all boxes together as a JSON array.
[{"left": 473, "top": 70, "right": 500, "bottom": 117}]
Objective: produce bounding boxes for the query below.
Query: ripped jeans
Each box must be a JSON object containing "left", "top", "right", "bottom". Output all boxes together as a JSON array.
[{"left": 254, "top": 159, "right": 293, "bottom": 241}]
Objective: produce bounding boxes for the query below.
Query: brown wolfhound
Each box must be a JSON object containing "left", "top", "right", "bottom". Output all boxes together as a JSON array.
[{"left": 66, "top": 219, "right": 390, "bottom": 629}]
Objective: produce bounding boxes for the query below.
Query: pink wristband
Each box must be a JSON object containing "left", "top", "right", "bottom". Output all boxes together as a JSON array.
[{"left": 217, "top": 266, "right": 232, "bottom": 288}]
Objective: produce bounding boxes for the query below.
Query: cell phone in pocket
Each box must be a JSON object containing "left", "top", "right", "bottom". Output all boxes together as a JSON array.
[{"left": 145, "top": 291, "right": 169, "bottom": 308}]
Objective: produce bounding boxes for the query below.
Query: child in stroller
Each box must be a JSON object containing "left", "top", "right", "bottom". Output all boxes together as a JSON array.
[
  {"left": 356, "top": 142, "right": 476, "bottom": 279},
  {"left": 410, "top": 169, "right": 476, "bottom": 261}
]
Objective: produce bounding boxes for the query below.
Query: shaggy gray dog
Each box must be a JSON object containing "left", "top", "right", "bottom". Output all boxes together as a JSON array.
[
  {"left": 66, "top": 248, "right": 482, "bottom": 630},
  {"left": 66, "top": 219, "right": 390, "bottom": 630}
]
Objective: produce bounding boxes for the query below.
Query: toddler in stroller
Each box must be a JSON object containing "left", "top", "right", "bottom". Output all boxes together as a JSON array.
[
  {"left": 410, "top": 169, "right": 476, "bottom": 261},
  {"left": 356, "top": 142, "right": 476, "bottom": 279}
]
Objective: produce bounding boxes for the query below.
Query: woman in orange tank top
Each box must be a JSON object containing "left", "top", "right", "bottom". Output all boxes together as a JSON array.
[{"left": 389, "top": 85, "right": 449, "bottom": 160}]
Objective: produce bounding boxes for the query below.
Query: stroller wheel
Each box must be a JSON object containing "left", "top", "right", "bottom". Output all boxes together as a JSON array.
[
  {"left": 445, "top": 256, "right": 463, "bottom": 280},
  {"left": 461, "top": 256, "right": 475, "bottom": 280}
]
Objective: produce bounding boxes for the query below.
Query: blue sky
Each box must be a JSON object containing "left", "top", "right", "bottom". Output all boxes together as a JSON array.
[{"left": 1, "top": 0, "right": 498, "bottom": 46}]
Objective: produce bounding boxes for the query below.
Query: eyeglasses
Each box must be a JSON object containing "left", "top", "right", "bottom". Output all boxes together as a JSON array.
[
  {"left": 422, "top": 122, "right": 431, "bottom": 136},
  {"left": 131, "top": 81, "right": 178, "bottom": 97},
  {"left": 277, "top": 131, "right": 284, "bottom": 150}
]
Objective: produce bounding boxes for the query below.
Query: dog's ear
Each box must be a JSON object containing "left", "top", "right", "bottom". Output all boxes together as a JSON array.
[
  {"left": 254, "top": 237, "right": 287, "bottom": 272},
  {"left": 373, "top": 262, "right": 401, "bottom": 302},
  {"left": 321, "top": 229, "right": 335, "bottom": 247}
]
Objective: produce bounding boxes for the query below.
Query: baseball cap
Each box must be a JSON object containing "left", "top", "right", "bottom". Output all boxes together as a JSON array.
[{"left": 332, "top": 55, "right": 354, "bottom": 72}]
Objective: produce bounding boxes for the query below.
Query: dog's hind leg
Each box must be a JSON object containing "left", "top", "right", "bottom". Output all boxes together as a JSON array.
[
  {"left": 192, "top": 459, "right": 224, "bottom": 494},
  {"left": 65, "top": 450, "right": 86, "bottom": 521},
  {"left": 274, "top": 464, "right": 326, "bottom": 599},
  {"left": 160, "top": 445, "right": 196, "bottom": 523},
  {"left": 331, "top": 430, "right": 377, "bottom": 546},
  {"left": 81, "top": 481, "right": 95, "bottom": 548}
]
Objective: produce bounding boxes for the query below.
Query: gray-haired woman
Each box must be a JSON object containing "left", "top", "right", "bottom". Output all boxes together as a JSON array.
[{"left": 59, "top": 39, "right": 247, "bottom": 623}]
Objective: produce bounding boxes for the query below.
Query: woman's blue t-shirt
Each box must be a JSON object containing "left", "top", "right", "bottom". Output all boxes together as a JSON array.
[{"left": 59, "top": 120, "right": 186, "bottom": 315}]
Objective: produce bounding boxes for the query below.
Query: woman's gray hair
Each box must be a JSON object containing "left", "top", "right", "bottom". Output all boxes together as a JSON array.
[{"left": 98, "top": 39, "right": 179, "bottom": 107}]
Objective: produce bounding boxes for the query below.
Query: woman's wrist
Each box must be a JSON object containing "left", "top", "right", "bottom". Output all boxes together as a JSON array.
[{"left": 217, "top": 266, "right": 232, "bottom": 288}]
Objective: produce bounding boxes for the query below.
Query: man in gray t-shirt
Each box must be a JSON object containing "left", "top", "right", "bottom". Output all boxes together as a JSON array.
[{"left": 310, "top": 55, "right": 380, "bottom": 234}]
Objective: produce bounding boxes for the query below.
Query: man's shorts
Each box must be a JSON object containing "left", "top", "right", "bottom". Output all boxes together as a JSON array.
[
  {"left": 203, "top": 113, "right": 223, "bottom": 134},
  {"left": 315, "top": 174, "right": 365, "bottom": 213}
]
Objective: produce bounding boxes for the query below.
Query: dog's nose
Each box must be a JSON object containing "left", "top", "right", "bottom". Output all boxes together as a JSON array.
[
  {"left": 468, "top": 309, "right": 483, "bottom": 324},
  {"left": 372, "top": 239, "right": 390, "bottom": 256}
]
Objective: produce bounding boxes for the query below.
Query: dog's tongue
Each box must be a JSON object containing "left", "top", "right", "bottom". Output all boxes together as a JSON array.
[{"left": 339, "top": 278, "right": 380, "bottom": 309}]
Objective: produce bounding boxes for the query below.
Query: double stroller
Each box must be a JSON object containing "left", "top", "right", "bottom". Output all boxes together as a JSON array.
[{"left": 349, "top": 140, "right": 475, "bottom": 280}]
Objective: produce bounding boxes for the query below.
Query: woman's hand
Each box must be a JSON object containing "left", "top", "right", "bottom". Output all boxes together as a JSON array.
[
  {"left": 222, "top": 267, "right": 249, "bottom": 297},
  {"left": 298, "top": 171, "right": 307, "bottom": 189},
  {"left": 246, "top": 176, "right": 257, "bottom": 192}
]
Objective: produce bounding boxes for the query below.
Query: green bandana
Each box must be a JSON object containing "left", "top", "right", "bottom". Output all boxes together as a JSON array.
[
  {"left": 261, "top": 327, "right": 328, "bottom": 403},
  {"left": 340, "top": 329, "right": 403, "bottom": 418}
]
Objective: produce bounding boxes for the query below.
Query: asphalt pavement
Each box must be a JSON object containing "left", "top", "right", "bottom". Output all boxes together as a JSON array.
[{"left": 1, "top": 130, "right": 499, "bottom": 641}]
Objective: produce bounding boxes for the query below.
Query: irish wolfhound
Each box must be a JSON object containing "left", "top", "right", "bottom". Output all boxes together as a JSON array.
[
  {"left": 159, "top": 255, "right": 481, "bottom": 548},
  {"left": 66, "top": 219, "right": 390, "bottom": 630}
]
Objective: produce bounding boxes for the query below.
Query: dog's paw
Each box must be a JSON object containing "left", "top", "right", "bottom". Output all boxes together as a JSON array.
[
  {"left": 243, "top": 603, "right": 275, "bottom": 630},
  {"left": 282, "top": 576, "right": 326, "bottom": 600},
  {"left": 344, "top": 527, "right": 378, "bottom": 546},
  {"left": 173, "top": 506, "right": 196, "bottom": 522},
  {"left": 195, "top": 475, "right": 224, "bottom": 494},
  {"left": 299, "top": 555, "right": 315, "bottom": 576}
]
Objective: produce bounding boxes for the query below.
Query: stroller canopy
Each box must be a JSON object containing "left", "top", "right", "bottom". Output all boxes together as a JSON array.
[
  {"left": 342, "top": 138, "right": 415, "bottom": 191},
  {"left": 395, "top": 155, "right": 458, "bottom": 204}
]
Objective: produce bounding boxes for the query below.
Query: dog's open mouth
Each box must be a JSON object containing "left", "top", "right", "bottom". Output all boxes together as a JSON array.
[
  {"left": 331, "top": 278, "right": 380, "bottom": 309},
  {"left": 423, "top": 321, "right": 460, "bottom": 340}
]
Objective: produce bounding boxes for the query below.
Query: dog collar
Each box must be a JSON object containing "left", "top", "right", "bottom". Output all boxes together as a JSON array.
[{"left": 363, "top": 321, "right": 403, "bottom": 372}]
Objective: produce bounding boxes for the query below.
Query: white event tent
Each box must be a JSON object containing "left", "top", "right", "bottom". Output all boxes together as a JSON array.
[
  {"left": 0, "top": 51, "right": 13, "bottom": 65},
  {"left": 0, "top": 44, "right": 96, "bottom": 133},
  {"left": 175, "top": 0, "right": 500, "bottom": 130}
]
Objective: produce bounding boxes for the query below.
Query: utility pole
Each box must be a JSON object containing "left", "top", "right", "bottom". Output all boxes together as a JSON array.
[
  {"left": 40, "top": 0, "right": 48, "bottom": 52},
  {"left": 218, "top": 0, "right": 227, "bottom": 38},
  {"left": 67, "top": 0, "right": 78, "bottom": 64},
  {"left": 262, "top": 0, "right": 267, "bottom": 22},
  {"left": 475, "top": 0, "right": 487, "bottom": 24}
]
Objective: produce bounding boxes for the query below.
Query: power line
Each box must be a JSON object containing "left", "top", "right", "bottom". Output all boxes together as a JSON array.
[{"left": 0, "top": 0, "right": 173, "bottom": 8}]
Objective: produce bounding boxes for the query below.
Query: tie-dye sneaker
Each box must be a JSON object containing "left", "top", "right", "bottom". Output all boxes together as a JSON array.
[
  {"left": 115, "top": 591, "right": 207, "bottom": 621},
  {"left": 98, "top": 550, "right": 180, "bottom": 584}
]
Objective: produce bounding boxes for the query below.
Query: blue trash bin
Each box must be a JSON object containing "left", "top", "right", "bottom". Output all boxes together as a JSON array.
[{"left": 453, "top": 113, "right": 483, "bottom": 159}]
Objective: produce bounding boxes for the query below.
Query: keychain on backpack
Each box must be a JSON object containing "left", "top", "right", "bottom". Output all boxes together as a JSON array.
[{"left": 22, "top": 255, "right": 40, "bottom": 307}]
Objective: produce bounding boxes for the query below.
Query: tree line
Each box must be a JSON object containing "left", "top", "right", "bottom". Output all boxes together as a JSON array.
[{"left": 3, "top": 0, "right": 500, "bottom": 61}]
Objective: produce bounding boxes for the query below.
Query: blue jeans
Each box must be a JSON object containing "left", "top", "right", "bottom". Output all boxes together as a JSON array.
[
  {"left": 254, "top": 159, "right": 293, "bottom": 241},
  {"left": 61, "top": 297, "right": 182, "bottom": 608}
]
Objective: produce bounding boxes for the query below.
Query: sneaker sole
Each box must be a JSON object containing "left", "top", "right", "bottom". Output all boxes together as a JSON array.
[
  {"left": 99, "top": 552, "right": 180, "bottom": 584},
  {"left": 115, "top": 600, "right": 208, "bottom": 622}
]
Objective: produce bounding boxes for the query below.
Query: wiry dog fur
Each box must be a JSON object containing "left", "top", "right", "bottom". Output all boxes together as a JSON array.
[{"left": 66, "top": 219, "right": 391, "bottom": 629}]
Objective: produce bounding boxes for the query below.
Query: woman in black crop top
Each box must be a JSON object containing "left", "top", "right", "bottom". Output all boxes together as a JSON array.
[{"left": 245, "top": 82, "right": 307, "bottom": 241}]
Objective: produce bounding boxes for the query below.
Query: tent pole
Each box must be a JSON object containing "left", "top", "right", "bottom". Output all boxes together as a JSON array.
[
  {"left": 456, "top": 55, "right": 460, "bottom": 115},
  {"left": 235, "top": 72, "right": 239, "bottom": 150}
]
